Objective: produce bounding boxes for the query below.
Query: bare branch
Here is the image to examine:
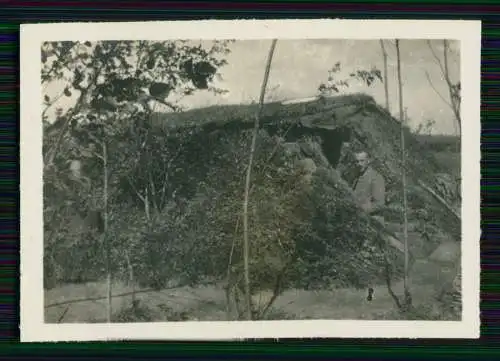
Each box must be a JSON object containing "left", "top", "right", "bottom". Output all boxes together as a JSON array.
[
  {"left": 442, "top": 40, "right": 462, "bottom": 132},
  {"left": 44, "top": 41, "right": 124, "bottom": 168},
  {"left": 382, "top": 249, "right": 403, "bottom": 310},
  {"left": 225, "top": 218, "right": 240, "bottom": 320},
  {"left": 395, "top": 39, "right": 412, "bottom": 310},
  {"left": 424, "top": 71, "right": 453, "bottom": 108},
  {"left": 418, "top": 180, "right": 461, "bottom": 222},
  {"left": 258, "top": 273, "right": 284, "bottom": 319},
  {"left": 426, "top": 40, "right": 446, "bottom": 76},
  {"left": 242, "top": 39, "right": 278, "bottom": 320},
  {"left": 380, "top": 40, "right": 390, "bottom": 112},
  {"left": 44, "top": 68, "right": 101, "bottom": 168},
  {"left": 57, "top": 305, "right": 71, "bottom": 323},
  {"left": 103, "top": 142, "right": 112, "bottom": 323},
  {"left": 426, "top": 40, "right": 461, "bottom": 132},
  {"left": 442, "top": 40, "right": 457, "bottom": 95},
  {"left": 126, "top": 175, "right": 146, "bottom": 203}
]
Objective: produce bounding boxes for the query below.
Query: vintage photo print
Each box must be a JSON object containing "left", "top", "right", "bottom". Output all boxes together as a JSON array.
[{"left": 20, "top": 19, "right": 481, "bottom": 341}]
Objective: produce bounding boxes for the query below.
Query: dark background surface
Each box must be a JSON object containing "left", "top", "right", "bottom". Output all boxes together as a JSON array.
[{"left": 0, "top": 0, "right": 497, "bottom": 358}]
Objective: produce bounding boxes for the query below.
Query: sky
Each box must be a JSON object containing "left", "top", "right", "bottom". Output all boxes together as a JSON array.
[{"left": 44, "top": 39, "right": 460, "bottom": 135}]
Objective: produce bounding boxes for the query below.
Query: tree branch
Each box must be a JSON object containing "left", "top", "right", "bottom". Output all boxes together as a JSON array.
[
  {"left": 44, "top": 67, "right": 101, "bottom": 168},
  {"left": 382, "top": 250, "right": 403, "bottom": 310},
  {"left": 126, "top": 174, "right": 146, "bottom": 203},
  {"left": 396, "top": 39, "right": 412, "bottom": 310},
  {"left": 44, "top": 41, "right": 122, "bottom": 168},
  {"left": 225, "top": 218, "right": 240, "bottom": 320},
  {"left": 426, "top": 40, "right": 446, "bottom": 76},
  {"left": 57, "top": 305, "right": 71, "bottom": 323},
  {"left": 417, "top": 180, "right": 461, "bottom": 221},
  {"left": 103, "top": 141, "right": 112, "bottom": 323},
  {"left": 442, "top": 40, "right": 462, "bottom": 132},
  {"left": 257, "top": 261, "right": 290, "bottom": 320},
  {"left": 380, "top": 39, "right": 390, "bottom": 112},
  {"left": 426, "top": 40, "right": 461, "bottom": 132},
  {"left": 424, "top": 71, "right": 453, "bottom": 108},
  {"left": 242, "top": 39, "right": 278, "bottom": 321}
]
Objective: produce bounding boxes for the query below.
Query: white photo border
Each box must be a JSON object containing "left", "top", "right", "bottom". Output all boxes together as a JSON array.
[{"left": 20, "top": 19, "right": 481, "bottom": 342}]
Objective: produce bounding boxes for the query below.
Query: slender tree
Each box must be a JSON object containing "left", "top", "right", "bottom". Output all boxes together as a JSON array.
[
  {"left": 242, "top": 39, "right": 278, "bottom": 320},
  {"left": 395, "top": 39, "right": 412, "bottom": 310},
  {"left": 379, "top": 40, "right": 390, "bottom": 112},
  {"left": 102, "top": 141, "right": 111, "bottom": 322},
  {"left": 442, "top": 40, "right": 460, "bottom": 125},
  {"left": 86, "top": 133, "right": 112, "bottom": 322},
  {"left": 75, "top": 128, "right": 111, "bottom": 321},
  {"left": 425, "top": 40, "right": 461, "bottom": 135}
]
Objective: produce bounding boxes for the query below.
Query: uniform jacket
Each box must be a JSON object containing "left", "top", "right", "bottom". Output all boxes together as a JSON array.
[{"left": 353, "top": 165, "right": 386, "bottom": 213}]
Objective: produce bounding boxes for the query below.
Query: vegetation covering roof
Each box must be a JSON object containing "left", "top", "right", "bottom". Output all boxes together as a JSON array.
[{"left": 148, "top": 93, "right": 460, "bottom": 245}]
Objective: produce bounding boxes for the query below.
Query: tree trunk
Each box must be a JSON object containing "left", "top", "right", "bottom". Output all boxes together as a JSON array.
[
  {"left": 242, "top": 39, "right": 278, "bottom": 321},
  {"left": 443, "top": 40, "right": 461, "bottom": 135},
  {"left": 124, "top": 249, "right": 136, "bottom": 304},
  {"left": 442, "top": 39, "right": 461, "bottom": 156},
  {"left": 144, "top": 187, "right": 151, "bottom": 223},
  {"left": 395, "top": 39, "right": 412, "bottom": 309},
  {"left": 380, "top": 40, "right": 390, "bottom": 112},
  {"left": 103, "top": 141, "right": 112, "bottom": 322}
]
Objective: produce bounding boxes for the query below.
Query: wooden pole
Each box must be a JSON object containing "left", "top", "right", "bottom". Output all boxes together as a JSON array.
[
  {"left": 103, "top": 141, "right": 112, "bottom": 322},
  {"left": 395, "top": 39, "right": 411, "bottom": 308},
  {"left": 380, "top": 40, "right": 390, "bottom": 112},
  {"left": 242, "top": 39, "right": 278, "bottom": 320}
]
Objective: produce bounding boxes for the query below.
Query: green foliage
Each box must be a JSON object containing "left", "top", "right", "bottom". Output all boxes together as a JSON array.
[
  {"left": 318, "top": 61, "right": 382, "bottom": 95},
  {"left": 43, "top": 40, "right": 233, "bottom": 289},
  {"left": 46, "top": 109, "right": 404, "bottom": 316},
  {"left": 290, "top": 167, "right": 392, "bottom": 290},
  {"left": 415, "top": 118, "right": 437, "bottom": 136},
  {"left": 43, "top": 41, "right": 459, "bottom": 323},
  {"left": 41, "top": 40, "right": 231, "bottom": 106}
]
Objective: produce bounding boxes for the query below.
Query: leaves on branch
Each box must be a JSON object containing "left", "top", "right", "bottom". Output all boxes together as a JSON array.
[
  {"left": 90, "top": 96, "right": 119, "bottom": 112},
  {"left": 181, "top": 58, "right": 217, "bottom": 90},
  {"left": 319, "top": 63, "right": 382, "bottom": 95},
  {"left": 71, "top": 68, "right": 85, "bottom": 90},
  {"left": 149, "top": 82, "right": 172, "bottom": 99},
  {"left": 146, "top": 57, "right": 156, "bottom": 70},
  {"left": 42, "top": 40, "right": 230, "bottom": 129},
  {"left": 43, "top": 40, "right": 238, "bottom": 294},
  {"left": 350, "top": 68, "right": 383, "bottom": 87}
]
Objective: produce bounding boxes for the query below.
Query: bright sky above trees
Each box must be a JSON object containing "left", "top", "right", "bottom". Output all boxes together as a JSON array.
[{"left": 45, "top": 39, "right": 460, "bottom": 135}]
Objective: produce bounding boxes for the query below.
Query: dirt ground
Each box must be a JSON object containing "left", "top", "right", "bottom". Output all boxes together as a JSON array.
[{"left": 44, "top": 258, "right": 456, "bottom": 323}]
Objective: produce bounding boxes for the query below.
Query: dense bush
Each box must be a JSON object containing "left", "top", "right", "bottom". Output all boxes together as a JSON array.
[
  {"left": 42, "top": 40, "right": 460, "bottom": 323},
  {"left": 44, "top": 120, "right": 407, "bottom": 318}
]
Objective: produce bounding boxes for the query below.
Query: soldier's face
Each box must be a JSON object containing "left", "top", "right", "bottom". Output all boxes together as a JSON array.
[{"left": 355, "top": 152, "right": 369, "bottom": 169}]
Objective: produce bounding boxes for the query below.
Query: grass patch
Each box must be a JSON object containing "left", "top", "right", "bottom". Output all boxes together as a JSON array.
[{"left": 45, "top": 276, "right": 453, "bottom": 323}]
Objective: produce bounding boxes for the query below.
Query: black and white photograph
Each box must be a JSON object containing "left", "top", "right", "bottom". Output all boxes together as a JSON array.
[{"left": 20, "top": 19, "right": 481, "bottom": 341}]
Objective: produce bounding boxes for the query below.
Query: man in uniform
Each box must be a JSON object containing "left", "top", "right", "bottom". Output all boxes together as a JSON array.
[
  {"left": 351, "top": 150, "right": 387, "bottom": 302},
  {"left": 351, "top": 150, "right": 412, "bottom": 305},
  {"left": 352, "top": 150, "right": 386, "bottom": 218}
]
